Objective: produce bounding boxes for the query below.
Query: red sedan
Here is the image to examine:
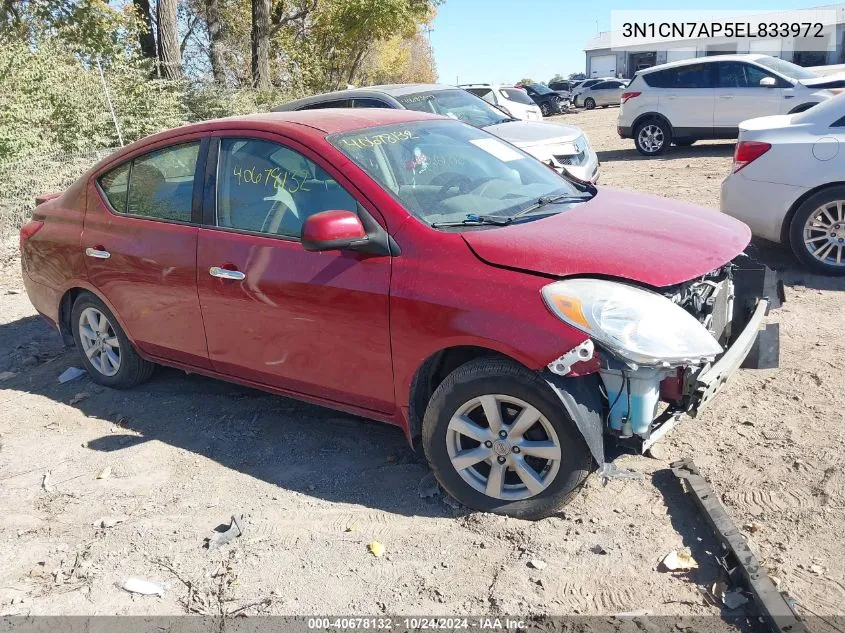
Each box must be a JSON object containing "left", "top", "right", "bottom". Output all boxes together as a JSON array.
[{"left": 20, "top": 109, "right": 778, "bottom": 518}]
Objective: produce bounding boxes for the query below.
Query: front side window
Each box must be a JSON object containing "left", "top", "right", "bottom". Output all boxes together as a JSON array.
[
  {"left": 395, "top": 89, "right": 511, "bottom": 128},
  {"left": 673, "top": 64, "right": 712, "bottom": 88},
  {"left": 352, "top": 98, "right": 391, "bottom": 108},
  {"left": 98, "top": 142, "right": 199, "bottom": 222},
  {"left": 330, "top": 120, "right": 590, "bottom": 228},
  {"left": 216, "top": 138, "right": 358, "bottom": 239}
]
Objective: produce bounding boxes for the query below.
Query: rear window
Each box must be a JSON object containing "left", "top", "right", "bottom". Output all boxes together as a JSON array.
[
  {"left": 499, "top": 88, "right": 534, "bottom": 104},
  {"left": 644, "top": 64, "right": 712, "bottom": 88}
]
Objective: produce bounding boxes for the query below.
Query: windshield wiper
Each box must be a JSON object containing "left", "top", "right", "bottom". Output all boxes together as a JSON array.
[
  {"left": 510, "top": 193, "right": 592, "bottom": 220},
  {"left": 431, "top": 213, "right": 513, "bottom": 228}
]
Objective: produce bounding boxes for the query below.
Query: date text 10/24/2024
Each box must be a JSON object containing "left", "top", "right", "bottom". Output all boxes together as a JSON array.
[{"left": 307, "top": 618, "right": 528, "bottom": 630}]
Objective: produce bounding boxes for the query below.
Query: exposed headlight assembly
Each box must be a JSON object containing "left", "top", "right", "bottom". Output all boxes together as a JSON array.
[{"left": 542, "top": 279, "right": 723, "bottom": 366}]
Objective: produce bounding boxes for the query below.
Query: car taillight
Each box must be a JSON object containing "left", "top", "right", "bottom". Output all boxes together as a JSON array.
[
  {"left": 20, "top": 220, "right": 44, "bottom": 251},
  {"left": 732, "top": 141, "right": 771, "bottom": 173},
  {"left": 620, "top": 91, "right": 641, "bottom": 104}
]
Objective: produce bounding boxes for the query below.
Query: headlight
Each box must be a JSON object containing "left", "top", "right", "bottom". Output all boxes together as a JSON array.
[{"left": 542, "top": 279, "right": 723, "bottom": 366}]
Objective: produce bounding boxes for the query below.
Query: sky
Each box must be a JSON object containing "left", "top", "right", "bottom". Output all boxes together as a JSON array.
[{"left": 430, "top": 0, "right": 836, "bottom": 85}]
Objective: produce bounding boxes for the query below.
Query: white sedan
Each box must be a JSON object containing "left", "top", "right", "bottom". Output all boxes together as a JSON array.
[{"left": 721, "top": 94, "right": 845, "bottom": 275}]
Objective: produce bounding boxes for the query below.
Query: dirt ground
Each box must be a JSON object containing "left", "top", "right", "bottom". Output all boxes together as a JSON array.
[{"left": 1, "top": 107, "right": 843, "bottom": 620}]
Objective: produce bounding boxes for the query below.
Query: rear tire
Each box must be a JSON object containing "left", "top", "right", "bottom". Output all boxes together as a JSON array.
[
  {"left": 788, "top": 186, "right": 845, "bottom": 276},
  {"left": 634, "top": 119, "right": 671, "bottom": 156},
  {"left": 71, "top": 292, "right": 155, "bottom": 388},
  {"left": 421, "top": 358, "right": 592, "bottom": 520},
  {"left": 584, "top": 98, "right": 596, "bottom": 110}
]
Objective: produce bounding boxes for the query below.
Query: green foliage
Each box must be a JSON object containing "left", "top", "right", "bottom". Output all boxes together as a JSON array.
[
  {"left": 517, "top": 78, "right": 535, "bottom": 86},
  {"left": 549, "top": 74, "right": 565, "bottom": 84},
  {"left": 569, "top": 72, "right": 587, "bottom": 80}
]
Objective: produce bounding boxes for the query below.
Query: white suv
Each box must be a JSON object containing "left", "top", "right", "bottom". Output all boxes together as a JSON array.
[
  {"left": 460, "top": 84, "right": 543, "bottom": 121},
  {"left": 618, "top": 54, "right": 843, "bottom": 156}
]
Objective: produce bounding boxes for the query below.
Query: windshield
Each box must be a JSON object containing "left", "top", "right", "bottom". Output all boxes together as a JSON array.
[
  {"left": 329, "top": 120, "right": 587, "bottom": 228},
  {"left": 500, "top": 88, "right": 535, "bottom": 105},
  {"left": 755, "top": 56, "right": 819, "bottom": 80},
  {"left": 395, "top": 89, "right": 511, "bottom": 128},
  {"left": 527, "top": 83, "right": 554, "bottom": 95}
]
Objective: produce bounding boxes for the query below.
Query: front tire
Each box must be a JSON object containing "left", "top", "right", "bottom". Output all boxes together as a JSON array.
[
  {"left": 584, "top": 98, "right": 596, "bottom": 110},
  {"left": 71, "top": 293, "right": 155, "bottom": 388},
  {"left": 422, "top": 358, "right": 592, "bottom": 520},
  {"left": 540, "top": 102, "right": 551, "bottom": 117},
  {"left": 634, "top": 119, "right": 671, "bottom": 156},
  {"left": 788, "top": 186, "right": 845, "bottom": 276}
]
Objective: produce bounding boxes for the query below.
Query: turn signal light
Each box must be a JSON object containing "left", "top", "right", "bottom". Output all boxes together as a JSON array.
[
  {"left": 620, "top": 91, "right": 641, "bottom": 104},
  {"left": 733, "top": 141, "right": 772, "bottom": 173}
]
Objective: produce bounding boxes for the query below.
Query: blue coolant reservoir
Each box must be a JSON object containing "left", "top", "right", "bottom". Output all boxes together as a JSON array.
[{"left": 599, "top": 367, "right": 671, "bottom": 436}]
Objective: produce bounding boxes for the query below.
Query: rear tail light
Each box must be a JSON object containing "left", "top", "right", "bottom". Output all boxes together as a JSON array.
[
  {"left": 620, "top": 91, "right": 641, "bottom": 104},
  {"left": 732, "top": 141, "right": 771, "bottom": 173},
  {"left": 20, "top": 220, "right": 44, "bottom": 251}
]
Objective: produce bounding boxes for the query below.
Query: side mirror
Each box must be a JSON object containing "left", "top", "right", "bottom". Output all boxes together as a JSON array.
[
  {"left": 301, "top": 210, "right": 368, "bottom": 252},
  {"left": 760, "top": 77, "right": 777, "bottom": 88}
]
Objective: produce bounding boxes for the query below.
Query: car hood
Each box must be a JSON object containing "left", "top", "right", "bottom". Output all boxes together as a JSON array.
[
  {"left": 460, "top": 188, "right": 751, "bottom": 288},
  {"left": 485, "top": 120, "right": 581, "bottom": 148}
]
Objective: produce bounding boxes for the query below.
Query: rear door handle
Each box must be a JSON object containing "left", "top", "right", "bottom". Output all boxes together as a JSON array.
[
  {"left": 85, "top": 247, "right": 111, "bottom": 259},
  {"left": 209, "top": 266, "right": 245, "bottom": 281}
]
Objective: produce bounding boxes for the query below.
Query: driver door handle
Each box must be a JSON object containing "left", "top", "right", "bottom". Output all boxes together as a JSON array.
[
  {"left": 85, "top": 247, "right": 111, "bottom": 259},
  {"left": 209, "top": 266, "right": 245, "bottom": 281}
]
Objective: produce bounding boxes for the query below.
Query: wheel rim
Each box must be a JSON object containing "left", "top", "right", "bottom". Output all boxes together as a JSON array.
[
  {"left": 586, "top": 99, "right": 595, "bottom": 109},
  {"left": 446, "top": 394, "right": 562, "bottom": 501},
  {"left": 78, "top": 307, "right": 121, "bottom": 376},
  {"left": 638, "top": 124, "right": 664, "bottom": 153},
  {"left": 803, "top": 200, "right": 845, "bottom": 267},
  {"left": 541, "top": 103, "right": 550, "bottom": 116}
]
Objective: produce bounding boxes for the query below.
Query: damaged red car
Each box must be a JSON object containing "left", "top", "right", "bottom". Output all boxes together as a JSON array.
[{"left": 20, "top": 109, "right": 781, "bottom": 519}]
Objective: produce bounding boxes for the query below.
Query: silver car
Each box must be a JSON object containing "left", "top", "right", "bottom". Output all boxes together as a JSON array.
[
  {"left": 574, "top": 79, "right": 628, "bottom": 109},
  {"left": 274, "top": 84, "right": 599, "bottom": 182}
]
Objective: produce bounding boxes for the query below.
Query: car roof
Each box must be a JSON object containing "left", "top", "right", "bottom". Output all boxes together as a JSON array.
[
  {"left": 639, "top": 53, "right": 768, "bottom": 74},
  {"left": 275, "top": 84, "right": 461, "bottom": 111}
]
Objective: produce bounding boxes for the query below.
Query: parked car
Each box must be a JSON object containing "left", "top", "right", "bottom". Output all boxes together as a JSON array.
[
  {"left": 548, "top": 80, "right": 575, "bottom": 100},
  {"left": 275, "top": 84, "right": 599, "bottom": 182},
  {"left": 459, "top": 83, "right": 543, "bottom": 121},
  {"left": 721, "top": 93, "right": 845, "bottom": 275},
  {"left": 618, "top": 54, "right": 842, "bottom": 156},
  {"left": 571, "top": 77, "right": 614, "bottom": 101},
  {"left": 518, "top": 83, "right": 565, "bottom": 116},
  {"left": 21, "top": 110, "right": 779, "bottom": 518},
  {"left": 573, "top": 79, "right": 628, "bottom": 109}
]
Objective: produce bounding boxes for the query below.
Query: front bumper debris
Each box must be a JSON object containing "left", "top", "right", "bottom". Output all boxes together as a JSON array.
[{"left": 672, "top": 459, "right": 805, "bottom": 633}]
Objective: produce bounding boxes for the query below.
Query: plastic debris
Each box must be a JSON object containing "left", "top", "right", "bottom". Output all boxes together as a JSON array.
[
  {"left": 368, "top": 541, "right": 385, "bottom": 557},
  {"left": 69, "top": 392, "right": 89, "bottom": 405},
  {"left": 205, "top": 515, "right": 243, "bottom": 550},
  {"left": 96, "top": 466, "right": 112, "bottom": 480},
  {"left": 93, "top": 515, "right": 127, "bottom": 529},
  {"left": 722, "top": 589, "right": 749, "bottom": 610},
  {"left": 58, "top": 367, "right": 85, "bottom": 383},
  {"left": 0, "top": 371, "right": 17, "bottom": 381},
  {"left": 527, "top": 559, "right": 547, "bottom": 570},
  {"left": 591, "top": 544, "right": 609, "bottom": 555},
  {"left": 743, "top": 522, "right": 761, "bottom": 533},
  {"left": 122, "top": 577, "right": 164, "bottom": 596},
  {"left": 659, "top": 549, "right": 699, "bottom": 571},
  {"left": 41, "top": 471, "right": 55, "bottom": 493},
  {"left": 418, "top": 472, "right": 440, "bottom": 498}
]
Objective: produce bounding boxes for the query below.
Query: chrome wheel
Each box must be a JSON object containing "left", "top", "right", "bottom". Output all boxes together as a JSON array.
[
  {"left": 78, "top": 307, "right": 121, "bottom": 377},
  {"left": 637, "top": 124, "right": 664, "bottom": 153},
  {"left": 445, "top": 394, "right": 562, "bottom": 501},
  {"left": 803, "top": 200, "right": 845, "bottom": 268}
]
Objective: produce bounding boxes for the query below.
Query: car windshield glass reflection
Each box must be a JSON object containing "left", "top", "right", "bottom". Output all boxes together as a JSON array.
[
  {"left": 330, "top": 120, "right": 591, "bottom": 229},
  {"left": 396, "top": 90, "right": 511, "bottom": 127}
]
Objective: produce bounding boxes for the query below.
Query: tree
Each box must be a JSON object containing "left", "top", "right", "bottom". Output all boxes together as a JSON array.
[
  {"left": 157, "top": 0, "right": 183, "bottom": 78},
  {"left": 132, "top": 0, "right": 157, "bottom": 60},
  {"left": 569, "top": 72, "right": 586, "bottom": 80},
  {"left": 517, "top": 77, "right": 535, "bottom": 85},
  {"left": 549, "top": 73, "right": 565, "bottom": 84},
  {"left": 251, "top": 0, "right": 270, "bottom": 88},
  {"left": 205, "top": 0, "right": 225, "bottom": 82}
]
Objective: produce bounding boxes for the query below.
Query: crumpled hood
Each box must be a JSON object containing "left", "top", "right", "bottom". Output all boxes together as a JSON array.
[
  {"left": 461, "top": 188, "right": 751, "bottom": 288},
  {"left": 485, "top": 120, "right": 582, "bottom": 149}
]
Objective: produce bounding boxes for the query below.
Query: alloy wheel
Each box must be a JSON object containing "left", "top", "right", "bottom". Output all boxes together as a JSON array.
[
  {"left": 78, "top": 307, "right": 121, "bottom": 376},
  {"left": 803, "top": 200, "right": 845, "bottom": 268},
  {"left": 540, "top": 103, "right": 551, "bottom": 116},
  {"left": 445, "top": 394, "right": 562, "bottom": 501},
  {"left": 637, "top": 124, "right": 664, "bottom": 153}
]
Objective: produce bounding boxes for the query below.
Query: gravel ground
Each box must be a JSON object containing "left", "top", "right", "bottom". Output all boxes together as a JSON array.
[{"left": 0, "top": 107, "right": 843, "bottom": 619}]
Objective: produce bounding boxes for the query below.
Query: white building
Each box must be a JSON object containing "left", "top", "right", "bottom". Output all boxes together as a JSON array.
[{"left": 584, "top": 4, "right": 845, "bottom": 78}]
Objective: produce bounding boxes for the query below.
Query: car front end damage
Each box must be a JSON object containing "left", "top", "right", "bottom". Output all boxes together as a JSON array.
[{"left": 541, "top": 254, "right": 783, "bottom": 466}]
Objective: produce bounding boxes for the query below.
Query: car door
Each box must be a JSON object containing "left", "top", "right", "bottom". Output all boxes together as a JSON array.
[
  {"left": 195, "top": 133, "right": 395, "bottom": 413},
  {"left": 659, "top": 63, "right": 714, "bottom": 136},
  {"left": 83, "top": 136, "right": 211, "bottom": 369},
  {"left": 713, "top": 62, "right": 783, "bottom": 132}
]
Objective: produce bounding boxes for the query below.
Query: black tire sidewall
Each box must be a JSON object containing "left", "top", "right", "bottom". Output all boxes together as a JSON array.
[
  {"left": 585, "top": 98, "right": 595, "bottom": 109},
  {"left": 540, "top": 103, "right": 550, "bottom": 116},
  {"left": 789, "top": 186, "right": 845, "bottom": 276},
  {"left": 422, "top": 359, "right": 592, "bottom": 520},
  {"left": 634, "top": 120, "right": 671, "bottom": 156},
  {"left": 70, "top": 293, "right": 148, "bottom": 387}
]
